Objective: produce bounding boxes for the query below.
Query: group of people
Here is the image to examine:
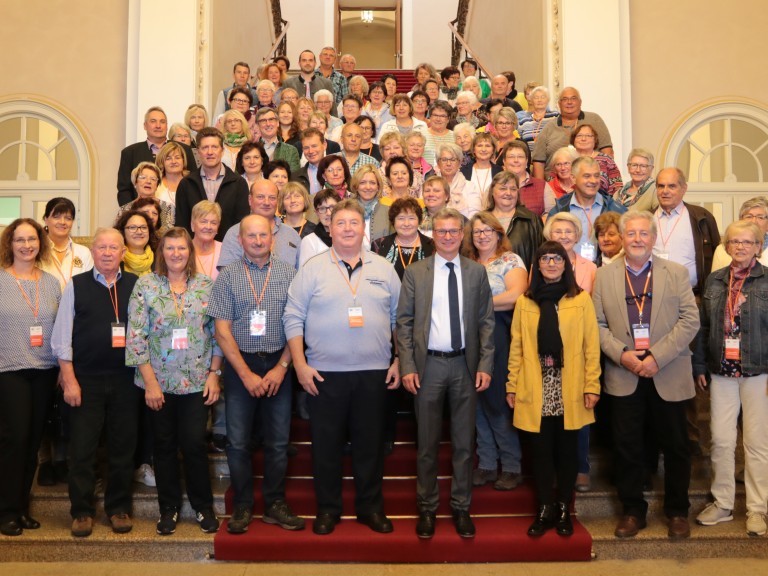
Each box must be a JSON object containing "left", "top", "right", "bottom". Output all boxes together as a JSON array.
[{"left": 1, "top": 47, "right": 766, "bottom": 546}]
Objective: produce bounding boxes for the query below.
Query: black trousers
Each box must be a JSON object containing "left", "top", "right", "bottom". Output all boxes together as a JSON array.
[
  {"left": 527, "top": 416, "right": 579, "bottom": 507},
  {"left": 0, "top": 368, "right": 56, "bottom": 523},
  {"left": 611, "top": 377, "right": 691, "bottom": 518},
  {"left": 149, "top": 391, "right": 213, "bottom": 514},
  {"left": 307, "top": 370, "right": 387, "bottom": 517},
  {"left": 68, "top": 373, "right": 140, "bottom": 518}
]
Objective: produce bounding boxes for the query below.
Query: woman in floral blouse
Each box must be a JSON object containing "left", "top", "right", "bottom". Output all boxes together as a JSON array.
[{"left": 126, "top": 227, "right": 223, "bottom": 536}]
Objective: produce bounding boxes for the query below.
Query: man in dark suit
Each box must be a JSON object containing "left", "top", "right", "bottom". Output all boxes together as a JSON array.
[
  {"left": 593, "top": 210, "right": 700, "bottom": 540},
  {"left": 397, "top": 207, "right": 495, "bottom": 539},
  {"left": 174, "top": 127, "right": 249, "bottom": 242},
  {"left": 116, "top": 106, "right": 195, "bottom": 206}
]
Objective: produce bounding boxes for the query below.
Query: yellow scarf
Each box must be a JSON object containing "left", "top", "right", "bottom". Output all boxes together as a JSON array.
[{"left": 123, "top": 246, "right": 154, "bottom": 276}]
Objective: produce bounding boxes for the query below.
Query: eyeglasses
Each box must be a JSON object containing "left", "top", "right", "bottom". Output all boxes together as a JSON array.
[
  {"left": 743, "top": 213, "right": 768, "bottom": 221},
  {"left": 539, "top": 254, "right": 565, "bottom": 264},
  {"left": 554, "top": 162, "right": 572, "bottom": 168},
  {"left": 433, "top": 229, "right": 462, "bottom": 237},
  {"left": 559, "top": 96, "right": 580, "bottom": 103},
  {"left": 316, "top": 205, "right": 335, "bottom": 214},
  {"left": 438, "top": 157, "right": 458, "bottom": 163},
  {"left": 258, "top": 117, "right": 278, "bottom": 124},
  {"left": 575, "top": 133, "right": 595, "bottom": 139},
  {"left": 137, "top": 175, "right": 159, "bottom": 183},
  {"left": 627, "top": 163, "right": 652, "bottom": 170},
  {"left": 430, "top": 113, "right": 448, "bottom": 120},
  {"left": 472, "top": 228, "right": 495, "bottom": 238},
  {"left": 125, "top": 225, "right": 149, "bottom": 233},
  {"left": 727, "top": 239, "right": 758, "bottom": 247},
  {"left": 231, "top": 98, "right": 250, "bottom": 105},
  {"left": 496, "top": 121, "right": 514, "bottom": 127},
  {"left": 505, "top": 154, "right": 527, "bottom": 161},
  {"left": 12, "top": 237, "right": 39, "bottom": 245}
]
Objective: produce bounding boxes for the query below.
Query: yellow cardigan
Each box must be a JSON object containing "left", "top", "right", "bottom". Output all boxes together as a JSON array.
[{"left": 506, "top": 291, "right": 601, "bottom": 433}]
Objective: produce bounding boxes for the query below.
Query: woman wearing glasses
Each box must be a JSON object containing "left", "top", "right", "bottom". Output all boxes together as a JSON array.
[
  {"left": 0, "top": 219, "right": 61, "bottom": 536},
  {"left": 463, "top": 212, "right": 527, "bottom": 491},
  {"left": 506, "top": 240, "right": 600, "bottom": 537},
  {"left": 569, "top": 124, "right": 623, "bottom": 197},
  {"left": 116, "top": 162, "right": 174, "bottom": 232},
  {"left": 694, "top": 220, "right": 768, "bottom": 536},
  {"left": 613, "top": 149, "right": 658, "bottom": 211},
  {"left": 543, "top": 147, "right": 580, "bottom": 213},
  {"left": 711, "top": 197, "right": 768, "bottom": 270},
  {"left": 298, "top": 189, "right": 339, "bottom": 269},
  {"left": 116, "top": 210, "right": 158, "bottom": 277},
  {"left": 423, "top": 101, "right": 455, "bottom": 167}
]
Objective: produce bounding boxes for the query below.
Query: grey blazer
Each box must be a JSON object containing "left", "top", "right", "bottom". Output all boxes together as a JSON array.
[
  {"left": 592, "top": 256, "right": 700, "bottom": 401},
  {"left": 397, "top": 254, "right": 495, "bottom": 380}
]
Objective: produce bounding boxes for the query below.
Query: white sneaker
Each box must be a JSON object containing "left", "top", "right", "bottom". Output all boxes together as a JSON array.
[
  {"left": 134, "top": 463, "right": 156, "bottom": 487},
  {"left": 696, "top": 502, "right": 733, "bottom": 526},
  {"left": 746, "top": 512, "right": 767, "bottom": 536}
]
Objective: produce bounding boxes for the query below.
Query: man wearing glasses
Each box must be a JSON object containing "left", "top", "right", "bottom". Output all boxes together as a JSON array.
[
  {"left": 397, "top": 208, "right": 495, "bottom": 539},
  {"left": 256, "top": 107, "right": 300, "bottom": 174},
  {"left": 174, "top": 127, "right": 250, "bottom": 242}
]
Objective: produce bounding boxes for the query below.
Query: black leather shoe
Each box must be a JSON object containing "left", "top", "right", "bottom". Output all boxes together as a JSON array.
[
  {"left": 554, "top": 502, "right": 573, "bottom": 536},
  {"left": 0, "top": 519, "right": 23, "bottom": 537},
  {"left": 18, "top": 514, "right": 40, "bottom": 530},
  {"left": 312, "top": 513, "right": 340, "bottom": 535},
  {"left": 528, "top": 504, "right": 555, "bottom": 537},
  {"left": 452, "top": 509, "right": 475, "bottom": 538},
  {"left": 415, "top": 510, "right": 436, "bottom": 539},
  {"left": 357, "top": 512, "right": 393, "bottom": 533}
]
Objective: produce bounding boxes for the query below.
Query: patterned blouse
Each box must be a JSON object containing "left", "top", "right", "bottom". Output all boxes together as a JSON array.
[
  {"left": 126, "top": 272, "right": 222, "bottom": 394},
  {"left": 484, "top": 251, "right": 526, "bottom": 296}
]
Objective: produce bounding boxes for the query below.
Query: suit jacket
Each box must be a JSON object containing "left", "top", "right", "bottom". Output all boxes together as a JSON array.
[
  {"left": 397, "top": 254, "right": 495, "bottom": 380},
  {"left": 592, "top": 256, "right": 700, "bottom": 401},
  {"left": 174, "top": 165, "right": 250, "bottom": 242},
  {"left": 116, "top": 141, "right": 195, "bottom": 206},
  {"left": 283, "top": 74, "right": 336, "bottom": 101}
]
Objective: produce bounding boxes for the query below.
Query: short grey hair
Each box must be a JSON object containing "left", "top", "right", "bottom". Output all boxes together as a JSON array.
[
  {"left": 619, "top": 210, "right": 657, "bottom": 237},
  {"left": 256, "top": 79, "right": 276, "bottom": 92},
  {"left": 436, "top": 142, "right": 464, "bottom": 163},
  {"left": 456, "top": 90, "right": 478, "bottom": 106},
  {"left": 313, "top": 89, "right": 334, "bottom": 103},
  {"left": 543, "top": 212, "right": 582, "bottom": 241},
  {"left": 738, "top": 196, "right": 768, "bottom": 219},
  {"left": 626, "top": 148, "right": 655, "bottom": 167}
]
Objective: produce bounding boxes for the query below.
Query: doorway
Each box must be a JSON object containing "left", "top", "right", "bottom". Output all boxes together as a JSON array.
[{"left": 335, "top": 1, "right": 401, "bottom": 69}]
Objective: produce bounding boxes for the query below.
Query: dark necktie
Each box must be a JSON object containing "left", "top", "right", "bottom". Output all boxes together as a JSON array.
[{"left": 446, "top": 262, "right": 461, "bottom": 351}]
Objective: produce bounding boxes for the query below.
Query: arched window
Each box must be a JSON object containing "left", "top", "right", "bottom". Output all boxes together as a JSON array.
[
  {"left": 0, "top": 100, "right": 91, "bottom": 234},
  {"left": 664, "top": 101, "right": 768, "bottom": 228}
]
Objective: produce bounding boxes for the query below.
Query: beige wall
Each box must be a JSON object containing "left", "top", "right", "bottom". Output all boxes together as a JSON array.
[
  {"left": 341, "top": 20, "right": 397, "bottom": 69},
  {"left": 630, "top": 0, "right": 768, "bottom": 167},
  {"left": 1, "top": 0, "right": 128, "bottom": 230},
  {"left": 211, "top": 0, "right": 274, "bottom": 106},
  {"left": 465, "top": 0, "right": 544, "bottom": 87}
]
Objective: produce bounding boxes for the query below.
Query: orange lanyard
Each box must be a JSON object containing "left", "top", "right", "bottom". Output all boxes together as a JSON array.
[
  {"left": 726, "top": 266, "right": 750, "bottom": 333},
  {"left": 196, "top": 254, "right": 213, "bottom": 278},
  {"left": 297, "top": 220, "right": 306, "bottom": 237},
  {"left": 10, "top": 268, "right": 40, "bottom": 322},
  {"left": 51, "top": 245, "right": 74, "bottom": 287},
  {"left": 583, "top": 205, "right": 595, "bottom": 238},
  {"left": 244, "top": 260, "right": 272, "bottom": 308},
  {"left": 330, "top": 249, "right": 363, "bottom": 301},
  {"left": 107, "top": 280, "right": 120, "bottom": 323},
  {"left": 625, "top": 265, "right": 652, "bottom": 323},
  {"left": 170, "top": 279, "right": 187, "bottom": 322},
  {"left": 396, "top": 237, "right": 420, "bottom": 270},
  {"left": 656, "top": 206, "right": 687, "bottom": 249}
]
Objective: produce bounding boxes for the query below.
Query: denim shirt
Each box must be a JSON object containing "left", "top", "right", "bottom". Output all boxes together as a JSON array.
[{"left": 694, "top": 262, "right": 768, "bottom": 376}]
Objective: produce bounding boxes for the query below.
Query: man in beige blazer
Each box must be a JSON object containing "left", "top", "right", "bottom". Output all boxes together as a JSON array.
[
  {"left": 397, "top": 207, "right": 495, "bottom": 539},
  {"left": 593, "top": 210, "right": 700, "bottom": 541}
]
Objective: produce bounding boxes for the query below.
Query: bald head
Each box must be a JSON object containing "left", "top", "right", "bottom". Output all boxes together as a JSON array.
[{"left": 249, "top": 179, "right": 280, "bottom": 219}]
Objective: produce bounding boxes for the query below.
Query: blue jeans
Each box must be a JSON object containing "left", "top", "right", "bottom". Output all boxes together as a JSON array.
[
  {"left": 476, "top": 310, "right": 521, "bottom": 473},
  {"left": 224, "top": 351, "right": 291, "bottom": 510}
]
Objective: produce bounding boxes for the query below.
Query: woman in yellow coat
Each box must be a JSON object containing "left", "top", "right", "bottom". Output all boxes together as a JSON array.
[{"left": 506, "top": 240, "right": 601, "bottom": 537}]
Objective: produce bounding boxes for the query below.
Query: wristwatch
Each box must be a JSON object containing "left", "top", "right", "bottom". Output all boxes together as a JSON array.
[
  {"left": 279, "top": 361, "right": 290, "bottom": 369},
  {"left": 209, "top": 368, "right": 222, "bottom": 376}
]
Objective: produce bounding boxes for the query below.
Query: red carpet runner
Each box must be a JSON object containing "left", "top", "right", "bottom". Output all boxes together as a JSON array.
[{"left": 214, "top": 418, "right": 592, "bottom": 562}]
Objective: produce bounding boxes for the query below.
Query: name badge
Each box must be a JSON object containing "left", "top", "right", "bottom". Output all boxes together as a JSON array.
[
  {"left": 250, "top": 310, "right": 266, "bottom": 337},
  {"left": 30, "top": 325, "right": 43, "bottom": 347},
  {"left": 111, "top": 322, "right": 126, "bottom": 348},
  {"left": 348, "top": 306, "right": 364, "bottom": 328},
  {"left": 724, "top": 337, "right": 740, "bottom": 360},
  {"left": 655, "top": 251, "right": 670, "bottom": 260},
  {"left": 172, "top": 328, "right": 189, "bottom": 350},
  {"left": 632, "top": 323, "right": 650, "bottom": 350},
  {"left": 579, "top": 242, "right": 596, "bottom": 262}
]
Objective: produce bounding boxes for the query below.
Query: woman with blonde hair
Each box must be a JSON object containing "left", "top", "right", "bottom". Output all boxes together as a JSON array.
[
  {"left": 351, "top": 164, "right": 391, "bottom": 247},
  {"left": 220, "top": 109, "right": 252, "bottom": 169},
  {"left": 279, "top": 182, "right": 315, "bottom": 239},
  {"left": 155, "top": 142, "right": 189, "bottom": 209},
  {"left": 184, "top": 104, "right": 209, "bottom": 139}
]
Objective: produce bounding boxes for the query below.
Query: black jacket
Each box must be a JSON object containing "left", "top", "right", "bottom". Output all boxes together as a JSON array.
[
  {"left": 174, "top": 165, "right": 250, "bottom": 242},
  {"left": 685, "top": 202, "right": 721, "bottom": 296},
  {"left": 503, "top": 205, "right": 544, "bottom": 271}
]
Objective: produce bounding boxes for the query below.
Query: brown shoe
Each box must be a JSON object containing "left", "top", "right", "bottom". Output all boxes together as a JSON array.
[
  {"left": 109, "top": 513, "right": 133, "bottom": 534},
  {"left": 614, "top": 515, "right": 647, "bottom": 538},
  {"left": 668, "top": 516, "right": 691, "bottom": 539},
  {"left": 71, "top": 516, "right": 93, "bottom": 538}
]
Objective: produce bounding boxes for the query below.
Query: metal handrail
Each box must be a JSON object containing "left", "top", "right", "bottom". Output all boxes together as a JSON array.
[
  {"left": 265, "top": 20, "right": 289, "bottom": 63},
  {"left": 447, "top": 22, "right": 493, "bottom": 81}
]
